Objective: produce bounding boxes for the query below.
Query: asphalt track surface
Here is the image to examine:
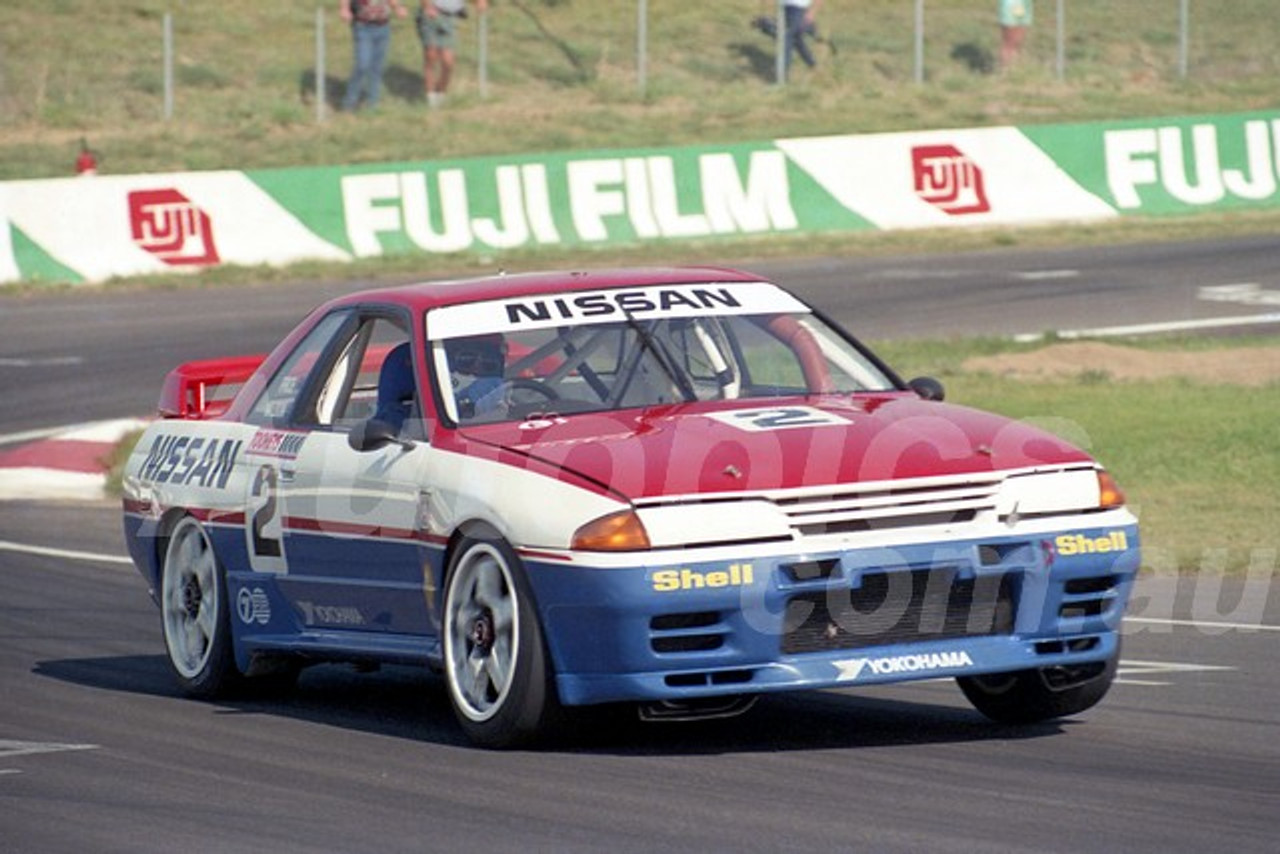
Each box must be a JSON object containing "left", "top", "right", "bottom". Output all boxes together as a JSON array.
[
  {"left": 3, "top": 233, "right": 1279, "bottom": 435},
  {"left": 2, "top": 238, "right": 1279, "bottom": 852}
]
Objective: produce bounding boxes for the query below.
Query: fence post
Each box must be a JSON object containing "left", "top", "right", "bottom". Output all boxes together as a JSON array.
[
  {"left": 479, "top": 7, "right": 490, "bottom": 98},
  {"left": 315, "top": 7, "right": 327, "bottom": 122},
  {"left": 163, "top": 12, "right": 174, "bottom": 120},
  {"left": 637, "top": 0, "right": 647, "bottom": 96},
  {"left": 913, "top": 0, "right": 925, "bottom": 84},
  {"left": 1178, "top": 0, "right": 1190, "bottom": 78},
  {"left": 1055, "top": 0, "right": 1065, "bottom": 81},
  {"left": 774, "top": 0, "right": 786, "bottom": 85}
]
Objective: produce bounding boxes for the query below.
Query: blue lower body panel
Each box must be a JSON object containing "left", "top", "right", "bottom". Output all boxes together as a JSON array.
[{"left": 528, "top": 524, "right": 1139, "bottom": 706}]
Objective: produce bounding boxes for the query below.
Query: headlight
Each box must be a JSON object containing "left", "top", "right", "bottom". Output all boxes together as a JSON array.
[{"left": 997, "top": 467, "right": 1127, "bottom": 518}]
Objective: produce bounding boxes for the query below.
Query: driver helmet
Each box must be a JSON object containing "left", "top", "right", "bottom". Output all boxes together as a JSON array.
[
  {"left": 445, "top": 334, "right": 506, "bottom": 378},
  {"left": 445, "top": 334, "right": 506, "bottom": 416}
]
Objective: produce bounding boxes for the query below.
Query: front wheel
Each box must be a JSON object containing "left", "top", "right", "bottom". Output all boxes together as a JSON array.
[
  {"left": 957, "top": 653, "right": 1119, "bottom": 725},
  {"left": 160, "top": 516, "right": 240, "bottom": 698},
  {"left": 442, "top": 533, "right": 560, "bottom": 748}
]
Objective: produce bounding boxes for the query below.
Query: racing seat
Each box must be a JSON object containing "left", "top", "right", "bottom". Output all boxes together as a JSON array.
[{"left": 373, "top": 341, "right": 415, "bottom": 433}]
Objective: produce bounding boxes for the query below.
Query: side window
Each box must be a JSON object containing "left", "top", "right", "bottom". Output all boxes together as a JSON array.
[
  {"left": 246, "top": 312, "right": 417, "bottom": 432},
  {"left": 246, "top": 311, "right": 350, "bottom": 427},
  {"left": 323, "top": 317, "right": 415, "bottom": 429}
]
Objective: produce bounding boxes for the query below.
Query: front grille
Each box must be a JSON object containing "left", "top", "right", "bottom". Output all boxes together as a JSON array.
[
  {"left": 781, "top": 568, "right": 1015, "bottom": 654},
  {"left": 772, "top": 476, "right": 1003, "bottom": 537}
]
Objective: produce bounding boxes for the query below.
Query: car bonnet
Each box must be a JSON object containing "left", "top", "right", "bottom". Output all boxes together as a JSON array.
[{"left": 453, "top": 394, "right": 1094, "bottom": 501}]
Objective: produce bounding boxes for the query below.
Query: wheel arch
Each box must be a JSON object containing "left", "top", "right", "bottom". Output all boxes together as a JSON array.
[{"left": 438, "top": 517, "right": 511, "bottom": 594}]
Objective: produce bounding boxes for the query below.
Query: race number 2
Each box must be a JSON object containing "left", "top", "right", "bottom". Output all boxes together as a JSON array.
[
  {"left": 705, "top": 406, "right": 851, "bottom": 432},
  {"left": 246, "top": 464, "right": 288, "bottom": 574}
]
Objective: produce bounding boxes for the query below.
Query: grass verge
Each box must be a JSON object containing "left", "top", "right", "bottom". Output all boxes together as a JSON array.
[{"left": 4, "top": 1, "right": 1279, "bottom": 178}]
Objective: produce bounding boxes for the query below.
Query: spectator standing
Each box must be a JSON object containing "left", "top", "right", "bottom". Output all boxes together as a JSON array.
[
  {"left": 340, "top": 0, "right": 408, "bottom": 112},
  {"left": 417, "top": 0, "right": 489, "bottom": 108},
  {"left": 998, "top": 0, "right": 1033, "bottom": 70}
]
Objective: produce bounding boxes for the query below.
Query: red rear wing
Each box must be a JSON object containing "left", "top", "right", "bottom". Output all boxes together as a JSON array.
[{"left": 157, "top": 354, "right": 267, "bottom": 419}]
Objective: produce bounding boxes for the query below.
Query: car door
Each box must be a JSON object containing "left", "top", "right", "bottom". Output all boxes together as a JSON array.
[{"left": 244, "top": 310, "right": 436, "bottom": 637}]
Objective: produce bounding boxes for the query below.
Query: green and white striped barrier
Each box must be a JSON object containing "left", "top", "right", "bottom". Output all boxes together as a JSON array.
[{"left": 2, "top": 110, "right": 1276, "bottom": 285}]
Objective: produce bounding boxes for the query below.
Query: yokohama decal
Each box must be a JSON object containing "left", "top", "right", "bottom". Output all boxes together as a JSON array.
[
  {"left": 912, "top": 145, "right": 991, "bottom": 215},
  {"left": 833, "top": 650, "right": 975, "bottom": 682},
  {"left": 128, "top": 188, "right": 221, "bottom": 266}
]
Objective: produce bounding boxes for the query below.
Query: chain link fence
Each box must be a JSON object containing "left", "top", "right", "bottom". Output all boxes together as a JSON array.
[{"left": 132, "top": 2, "right": 1265, "bottom": 122}]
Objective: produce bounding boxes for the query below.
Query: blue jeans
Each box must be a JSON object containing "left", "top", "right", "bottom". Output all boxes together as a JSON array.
[
  {"left": 343, "top": 21, "right": 391, "bottom": 110},
  {"left": 784, "top": 6, "right": 817, "bottom": 73}
]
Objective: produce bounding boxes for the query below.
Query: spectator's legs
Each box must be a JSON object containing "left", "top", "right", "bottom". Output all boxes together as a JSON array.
[
  {"left": 783, "top": 6, "right": 817, "bottom": 76},
  {"left": 344, "top": 23, "right": 371, "bottom": 110},
  {"left": 365, "top": 22, "right": 391, "bottom": 108},
  {"left": 344, "top": 22, "right": 388, "bottom": 110},
  {"left": 793, "top": 27, "right": 817, "bottom": 69},
  {"left": 424, "top": 46, "right": 456, "bottom": 107},
  {"left": 423, "top": 46, "right": 441, "bottom": 96},
  {"left": 422, "top": 11, "right": 459, "bottom": 107},
  {"left": 435, "top": 48, "right": 457, "bottom": 94}
]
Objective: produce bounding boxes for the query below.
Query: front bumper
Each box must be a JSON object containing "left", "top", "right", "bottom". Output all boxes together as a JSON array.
[{"left": 525, "top": 521, "right": 1140, "bottom": 706}]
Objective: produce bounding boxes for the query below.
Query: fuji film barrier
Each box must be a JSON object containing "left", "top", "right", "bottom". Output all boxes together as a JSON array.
[{"left": 2, "top": 110, "right": 1277, "bottom": 285}]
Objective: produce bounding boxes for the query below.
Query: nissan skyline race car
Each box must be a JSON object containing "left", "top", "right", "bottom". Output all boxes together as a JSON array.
[{"left": 121, "top": 266, "right": 1140, "bottom": 748}]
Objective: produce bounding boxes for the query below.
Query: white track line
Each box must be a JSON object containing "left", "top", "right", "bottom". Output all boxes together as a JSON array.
[
  {"left": 0, "top": 539, "right": 133, "bottom": 566},
  {"left": 0, "top": 417, "right": 146, "bottom": 448},
  {"left": 1125, "top": 616, "right": 1280, "bottom": 633},
  {"left": 0, "top": 426, "right": 72, "bottom": 447},
  {"left": 1015, "top": 311, "right": 1280, "bottom": 342}
]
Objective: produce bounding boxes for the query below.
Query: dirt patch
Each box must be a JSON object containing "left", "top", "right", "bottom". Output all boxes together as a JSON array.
[{"left": 962, "top": 342, "right": 1280, "bottom": 386}]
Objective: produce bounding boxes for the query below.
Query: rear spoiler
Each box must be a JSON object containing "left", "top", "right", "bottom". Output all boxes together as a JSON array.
[{"left": 157, "top": 354, "right": 267, "bottom": 419}]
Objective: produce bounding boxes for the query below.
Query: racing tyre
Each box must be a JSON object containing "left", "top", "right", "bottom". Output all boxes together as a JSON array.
[
  {"left": 957, "top": 652, "right": 1119, "bottom": 725},
  {"left": 160, "top": 516, "right": 241, "bottom": 698},
  {"left": 443, "top": 532, "right": 560, "bottom": 748}
]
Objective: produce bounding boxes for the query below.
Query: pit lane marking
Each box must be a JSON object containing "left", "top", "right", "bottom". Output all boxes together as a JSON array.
[
  {"left": 1198, "top": 283, "right": 1280, "bottom": 306},
  {"left": 1116, "top": 659, "right": 1236, "bottom": 687},
  {"left": 1014, "top": 311, "right": 1280, "bottom": 342},
  {"left": 0, "top": 356, "right": 84, "bottom": 369},
  {"left": 1013, "top": 269, "right": 1080, "bottom": 281},
  {"left": 1, "top": 740, "right": 99, "bottom": 775},
  {"left": 1125, "top": 616, "right": 1280, "bottom": 634}
]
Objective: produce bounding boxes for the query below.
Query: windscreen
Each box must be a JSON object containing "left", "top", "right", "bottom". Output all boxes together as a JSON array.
[{"left": 426, "top": 283, "right": 897, "bottom": 425}]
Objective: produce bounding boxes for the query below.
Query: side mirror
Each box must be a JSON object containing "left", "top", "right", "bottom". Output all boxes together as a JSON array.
[
  {"left": 348, "top": 418, "right": 412, "bottom": 452},
  {"left": 908, "top": 376, "right": 946, "bottom": 402}
]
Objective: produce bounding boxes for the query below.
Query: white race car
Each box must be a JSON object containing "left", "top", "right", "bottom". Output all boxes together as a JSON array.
[{"left": 122, "top": 267, "right": 1139, "bottom": 747}]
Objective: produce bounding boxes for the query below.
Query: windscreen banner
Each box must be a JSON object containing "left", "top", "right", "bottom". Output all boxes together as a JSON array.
[{"left": 1, "top": 110, "right": 1276, "bottom": 285}]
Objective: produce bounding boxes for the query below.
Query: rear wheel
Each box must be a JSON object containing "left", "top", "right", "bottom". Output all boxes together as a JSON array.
[
  {"left": 442, "top": 532, "right": 559, "bottom": 748},
  {"left": 957, "top": 653, "right": 1119, "bottom": 725},
  {"left": 160, "top": 516, "right": 240, "bottom": 698}
]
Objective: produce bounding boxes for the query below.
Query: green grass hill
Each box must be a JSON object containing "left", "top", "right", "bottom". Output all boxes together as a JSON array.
[{"left": 3, "top": 0, "right": 1278, "bottom": 179}]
